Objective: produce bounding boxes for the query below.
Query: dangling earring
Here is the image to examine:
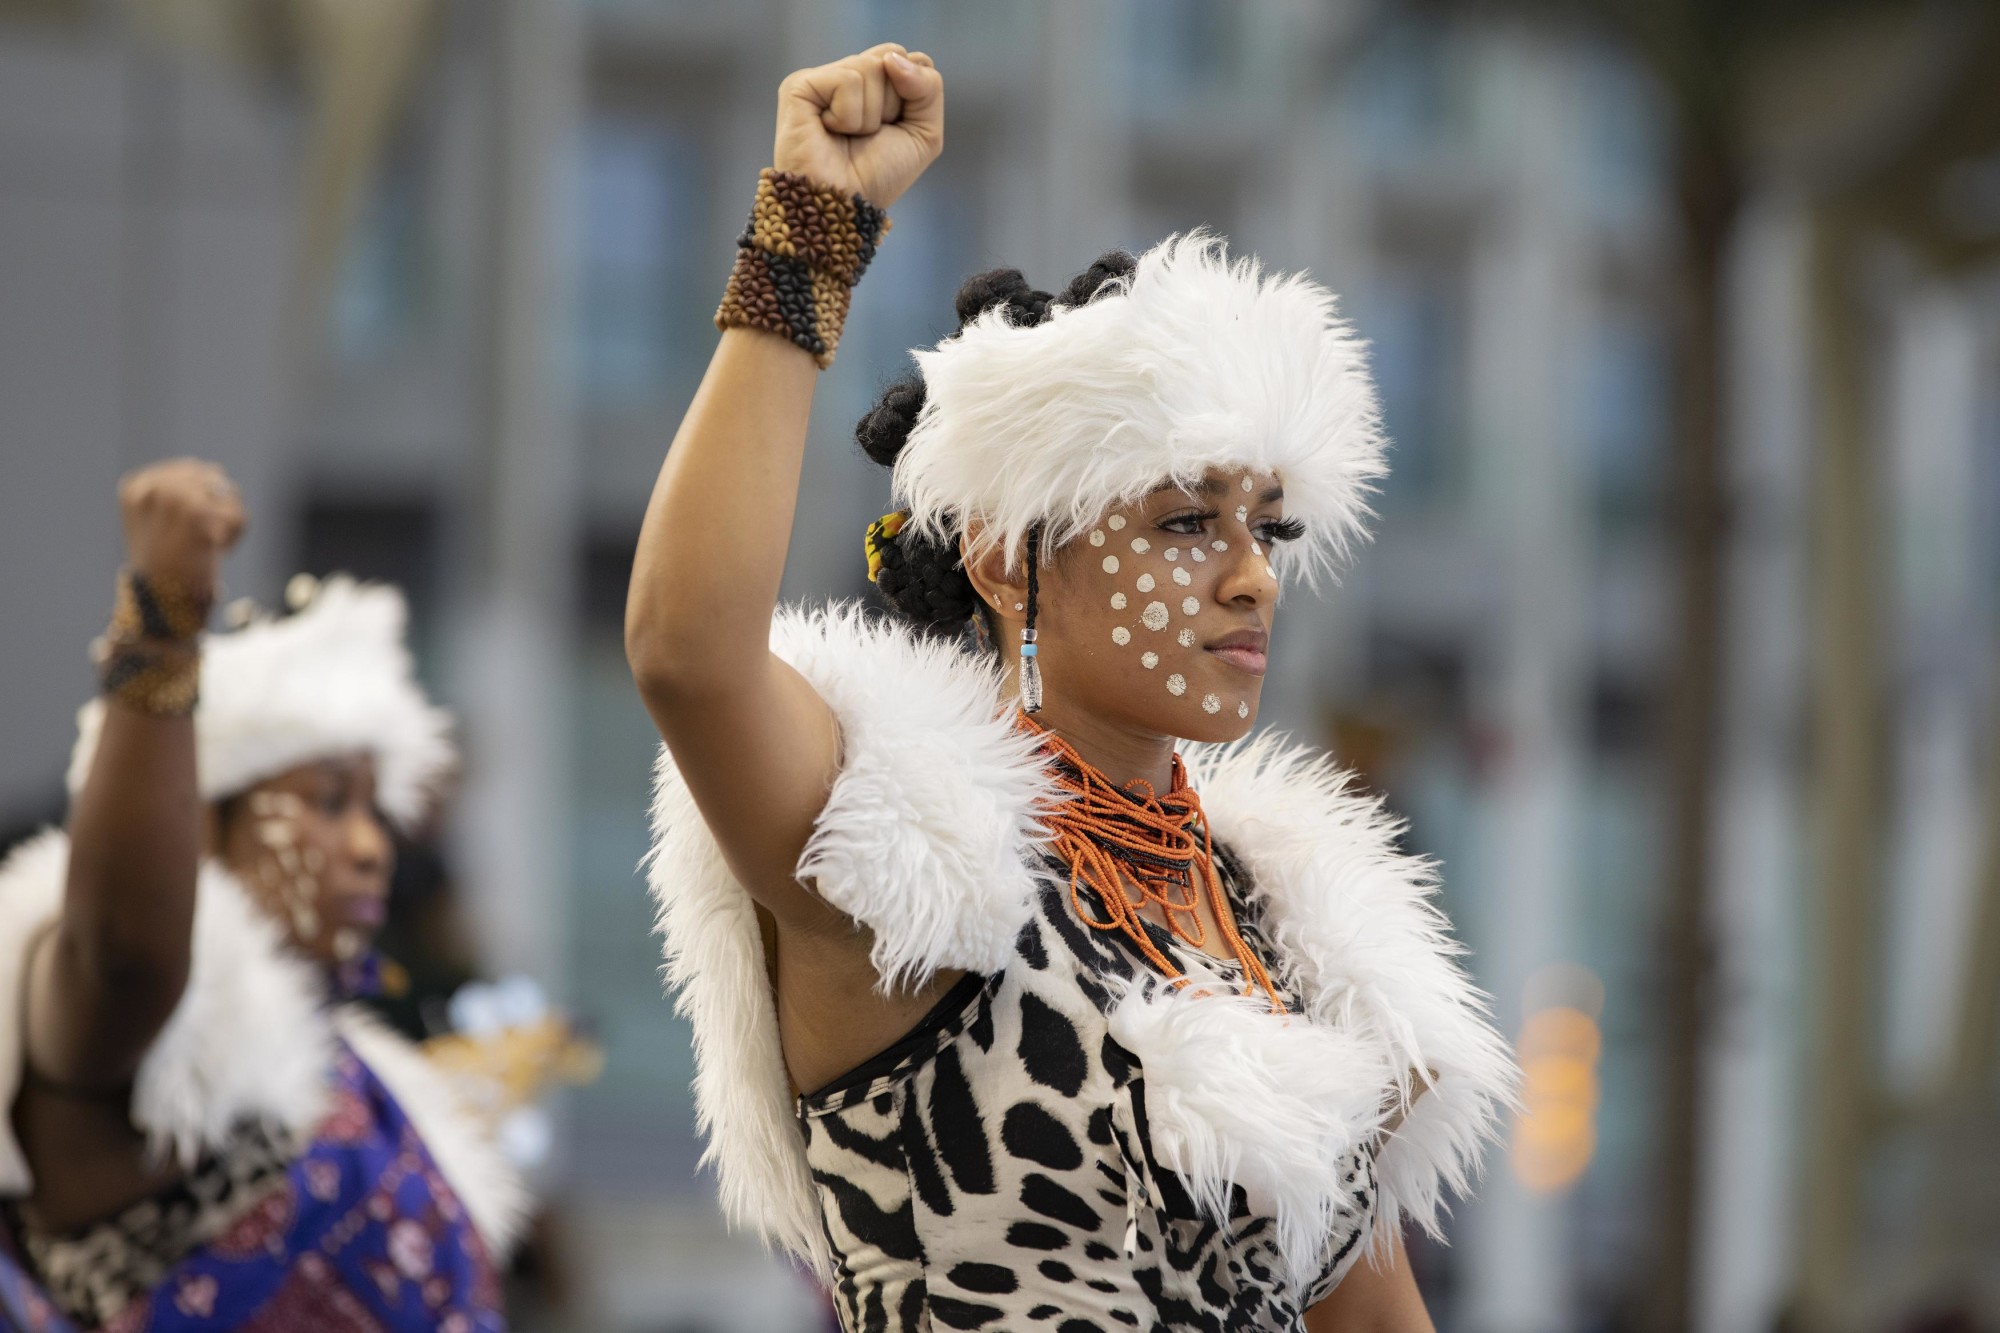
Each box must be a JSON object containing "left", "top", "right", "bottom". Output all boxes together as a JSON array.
[{"left": 1019, "top": 526, "right": 1044, "bottom": 714}]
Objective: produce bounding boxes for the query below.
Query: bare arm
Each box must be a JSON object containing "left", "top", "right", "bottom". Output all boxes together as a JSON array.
[
  {"left": 1305, "top": 1235, "right": 1436, "bottom": 1333},
  {"left": 624, "top": 45, "right": 943, "bottom": 925},
  {"left": 25, "top": 461, "right": 244, "bottom": 1090}
]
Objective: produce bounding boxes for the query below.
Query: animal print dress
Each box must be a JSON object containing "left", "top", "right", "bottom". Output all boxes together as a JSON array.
[{"left": 797, "top": 857, "right": 1380, "bottom": 1332}]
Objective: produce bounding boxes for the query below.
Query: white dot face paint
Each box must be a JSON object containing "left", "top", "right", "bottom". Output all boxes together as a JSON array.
[
  {"left": 1136, "top": 573, "right": 1156, "bottom": 593},
  {"left": 1110, "top": 592, "right": 1128, "bottom": 610},
  {"left": 1108, "top": 515, "right": 1127, "bottom": 531},
  {"left": 1141, "top": 652, "right": 1159, "bottom": 669},
  {"left": 1178, "top": 628, "right": 1196, "bottom": 648},
  {"left": 1253, "top": 543, "right": 1263, "bottom": 556},
  {"left": 1190, "top": 547, "right": 1206, "bottom": 563},
  {"left": 1172, "top": 567, "right": 1192, "bottom": 586},
  {"left": 1141, "top": 601, "right": 1170, "bottom": 631},
  {"left": 1212, "top": 540, "right": 1229, "bottom": 552},
  {"left": 1090, "top": 530, "right": 1105, "bottom": 547},
  {"left": 1181, "top": 597, "right": 1200, "bottom": 616},
  {"left": 1166, "top": 673, "right": 1187, "bottom": 696},
  {"left": 1235, "top": 505, "right": 1250, "bottom": 523},
  {"left": 1243, "top": 475, "right": 1256, "bottom": 492},
  {"left": 1102, "top": 555, "right": 1120, "bottom": 574},
  {"left": 1111, "top": 626, "right": 1131, "bottom": 646},
  {"left": 1237, "top": 701, "right": 1250, "bottom": 719},
  {"left": 1163, "top": 548, "right": 1179, "bottom": 562},
  {"left": 1130, "top": 538, "right": 1151, "bottom": 554},
  {"left": 1202, "top": 694, "right": 1222, "bottom": 714}
]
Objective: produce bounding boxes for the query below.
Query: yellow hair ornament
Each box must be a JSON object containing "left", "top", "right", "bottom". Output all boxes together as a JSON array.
[{"left": 864, "top": 510, "right": 911, "bottom": 584}]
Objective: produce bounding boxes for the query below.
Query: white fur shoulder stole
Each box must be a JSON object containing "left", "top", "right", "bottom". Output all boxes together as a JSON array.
[
  {"left": 0, "top": 831, "right": 524, "bottom": 1258},
  {"left": 647, "top": 603, "right": 1516, "bottom": 1277}
]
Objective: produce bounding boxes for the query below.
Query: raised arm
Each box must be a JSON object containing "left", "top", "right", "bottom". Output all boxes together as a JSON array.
[
  {"left": 624, "top": 45, "right": 942, "bottom": 926},
  {"left": 25, "top": 461, "right": 244, "bottom": 1091}
]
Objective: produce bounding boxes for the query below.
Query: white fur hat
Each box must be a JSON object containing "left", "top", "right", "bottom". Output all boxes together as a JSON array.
[
  {"left": 68, "top": 576, "right": 454, "bottom": 826},
  {"left": 895, "top": 232, "right": 1387, "bottom": 579}
]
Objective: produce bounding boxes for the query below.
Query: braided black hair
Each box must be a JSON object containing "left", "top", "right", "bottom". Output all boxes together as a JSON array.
[{"left": 859, "top": 250, "right": 1138, "bottom": 631}]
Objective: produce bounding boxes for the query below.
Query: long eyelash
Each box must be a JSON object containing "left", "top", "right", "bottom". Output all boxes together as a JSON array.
[{"left": 1260, "top": 517, "right": 1306, "bottom": 543}]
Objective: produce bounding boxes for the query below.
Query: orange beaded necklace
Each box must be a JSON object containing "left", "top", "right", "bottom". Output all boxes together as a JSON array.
[{"left": 1023, "top": 717, "right": 1282, "bottom": 1010}]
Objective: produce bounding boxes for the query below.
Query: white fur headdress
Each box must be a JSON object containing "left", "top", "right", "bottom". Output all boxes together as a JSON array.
[
  {"left": 67, "top": 576, "right": 453, "bottom": 826},
  {"left": 895, "top": 232, "right": 1388, "bottom": 579}
]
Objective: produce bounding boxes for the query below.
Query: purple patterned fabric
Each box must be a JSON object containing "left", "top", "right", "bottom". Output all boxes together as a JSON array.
[{"left": 0, "top": 1041, "right": 502, "bottom": 1333}]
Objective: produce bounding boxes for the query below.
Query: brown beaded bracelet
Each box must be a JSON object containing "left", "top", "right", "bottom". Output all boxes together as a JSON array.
[
  {"left": 714, "top": 168, "right": 890, "bottom": 368},
  {"left": 91, "top": 568, "right": 210, "bottom": 716}
]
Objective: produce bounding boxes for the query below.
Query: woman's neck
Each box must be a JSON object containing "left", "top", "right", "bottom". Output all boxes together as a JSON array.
[{"left": 1027, "top": 692, "right": 1177, "bottom": 794}]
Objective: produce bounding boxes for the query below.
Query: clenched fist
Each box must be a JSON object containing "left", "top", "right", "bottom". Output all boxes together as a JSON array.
[
  {"left": 774, "top": 43, "right": 943, "bottom": 209},
  {"left": 118, "top": 459, "right": 247, "bottom": 602}
]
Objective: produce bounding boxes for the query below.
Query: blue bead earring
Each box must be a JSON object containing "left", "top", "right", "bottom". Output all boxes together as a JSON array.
[{"left": 1019, "top": 526, "right": 1044, "bottom": 714}]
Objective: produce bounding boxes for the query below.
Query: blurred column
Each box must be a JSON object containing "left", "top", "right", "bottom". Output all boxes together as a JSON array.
[
  {"left": 1038, "top": 0, "right": 1128, "bottom": 281},
  {"left": 1245, "top": 0, "right": 1373, "bottom": 738},
  {"left": 1795, "top": 211, "right": 1883, "bottom": 1333},
  {"left": 447, "top": 0, "right": 583, "bottom": 987},
  {"left": 1454, "top": 32, "right": 1589, "bottom": 1333},
  {"left": 1878, "top": 284, "right": 1985, "bottom": 1099},
  {"left": 1698, "top": 197, "right": 1811, "bottom": 1333}
]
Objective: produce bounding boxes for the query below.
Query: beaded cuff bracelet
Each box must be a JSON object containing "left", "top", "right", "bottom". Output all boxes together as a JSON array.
[
  {"left": 92, "top": 568, "right": 210, "bottom": 716},
  {"left": 714, "top": 168, "right": 891, "bottom": 368}
]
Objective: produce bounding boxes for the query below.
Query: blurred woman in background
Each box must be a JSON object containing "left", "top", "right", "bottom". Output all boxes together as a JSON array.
[
  {"left": 0, "top": 460, "right": 524, "bottom": 1331},
  {"left": 627, "top": 44, "right": 1515, "bottom": 1333}
]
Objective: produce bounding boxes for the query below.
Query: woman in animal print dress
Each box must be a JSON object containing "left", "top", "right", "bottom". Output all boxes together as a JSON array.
[{"left": 629, "top": 43, "right": 1517, "bottom": 1332}]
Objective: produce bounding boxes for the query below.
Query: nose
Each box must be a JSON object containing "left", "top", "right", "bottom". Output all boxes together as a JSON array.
[
  {"left": 345, "top": 808, "right": 393, "bottom": 879},
  {"left": 1213, "top": 528, "right": 1277, "bottom": 608}
]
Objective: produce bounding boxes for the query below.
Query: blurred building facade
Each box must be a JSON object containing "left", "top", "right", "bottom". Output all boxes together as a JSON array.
[{"left": 1, "top": 2, "right": 1996, "bottom": 1331}]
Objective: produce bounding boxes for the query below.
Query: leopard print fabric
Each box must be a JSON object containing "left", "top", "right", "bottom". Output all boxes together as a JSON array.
[
  {"left": 798, "top": 858, "right": 1379, "bottom": 1332},
  {"left": 6, "top": 1118, "right": 297, "bottom": 1325}
]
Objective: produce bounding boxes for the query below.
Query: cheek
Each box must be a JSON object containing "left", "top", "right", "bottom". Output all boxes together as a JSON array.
[
  {"left": 1070, "top": 528, "right": 1259, "bottom": 721},
  {"left": 246, "top": 792, "right": 327, "bottom": 939}
]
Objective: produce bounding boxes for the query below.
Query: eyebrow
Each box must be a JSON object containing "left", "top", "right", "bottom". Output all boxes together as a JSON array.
[{"left": 1146, "top": 478, "right": 1287, "bottom": 505}]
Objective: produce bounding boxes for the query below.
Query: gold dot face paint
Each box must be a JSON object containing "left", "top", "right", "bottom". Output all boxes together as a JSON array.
[{"left": 227, "top": 758, "right": 392, "bottom": 968}]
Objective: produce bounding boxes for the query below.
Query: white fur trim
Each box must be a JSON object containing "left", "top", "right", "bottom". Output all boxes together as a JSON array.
[
  {"left": 0, "top": 831, "right": 330, "bottom": 1194},
  {"left": 67, "top": 577, "right": 454, "bottom": 826},
  {"left": 1186, "top": 734, "right": 1522, "bottom": 1246},
  {"left": 786, "top": 605, "right": 1057, "bottom": 989},
  {"left": 898, "top": 233, "right": 1387, "bottom": 582},
  {"left": 1108, "top": 976, "right": 1395, "bottom": 1286},
  {"left": 646, "top": 609, "right": 1513, "bottom": 1274},
  {"left": 646, "top": 603, "right": 1058, "bottom": 1274},
  {"left": 335, "top": 1007, "right": 530, "bottom": 1260}
]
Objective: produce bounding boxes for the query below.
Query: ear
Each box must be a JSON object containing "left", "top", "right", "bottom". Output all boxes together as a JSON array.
[{"left": 960, "top": 519, "right": 1028, "bottom": 616}]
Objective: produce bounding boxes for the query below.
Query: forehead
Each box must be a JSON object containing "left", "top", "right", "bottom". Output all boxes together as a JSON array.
[
  {"left": 259, "top": 752, "right": 377, "bottom": 792},
  {"left": 1135, "top": 467, "right": 1283, "bottom": 504}
]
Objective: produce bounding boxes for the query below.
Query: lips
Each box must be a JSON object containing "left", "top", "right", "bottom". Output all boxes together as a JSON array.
[
  {"left": 327, "top": 894, "right": 388, "bottom": 927},
  {"left": 1205, "top": 630, "right": 1269, "bottom": 677}
]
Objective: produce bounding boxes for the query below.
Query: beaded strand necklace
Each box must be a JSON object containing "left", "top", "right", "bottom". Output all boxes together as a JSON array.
[{"left": 1024, "top": 718, "right": 1282, "bottom": 1010}]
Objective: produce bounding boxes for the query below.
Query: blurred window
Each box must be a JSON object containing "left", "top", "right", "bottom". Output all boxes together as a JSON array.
[
  {"left": 1578, "top": 307, "right": 1667, "bottom": 531},
  {"left": 1344, "top": 20, "right": 1471, "bottom": 165},
  {"left": 1365, "top": 265, "right": 1466, "bottom": 511},
  {"left": 577, "top": 114, "right": 706, "bottom": 406},
  {"left": 1127, "top": 0, "right": 1242, "bottom": 99},
  {"left": 332, "top": 149, "right": 426, "bottom": 361}
]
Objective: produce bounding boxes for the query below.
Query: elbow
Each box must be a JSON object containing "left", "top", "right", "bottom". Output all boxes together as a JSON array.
[{"left": 625, "top": 615, "right": 718, "bottom": 712}]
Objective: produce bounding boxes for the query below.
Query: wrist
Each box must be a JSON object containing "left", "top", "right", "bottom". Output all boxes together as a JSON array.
[
  {"left": 94, "top": 567, "right": 209, "bottom": 716},
  {"left": 714, "top": 168, "right": 891, "bottom": 369}
]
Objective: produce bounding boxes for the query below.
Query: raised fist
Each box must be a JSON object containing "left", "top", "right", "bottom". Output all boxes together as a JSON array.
[
  {"left": 774, "top": 43, "right": 943, "bottom": 209},
  {"left": 117, "top": 459, "right": 247, "bottom": 601}
]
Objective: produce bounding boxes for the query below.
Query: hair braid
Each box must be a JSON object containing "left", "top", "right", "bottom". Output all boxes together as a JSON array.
[{"left": 857, "top": 250, "right": 1139, "bottom": 631}]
